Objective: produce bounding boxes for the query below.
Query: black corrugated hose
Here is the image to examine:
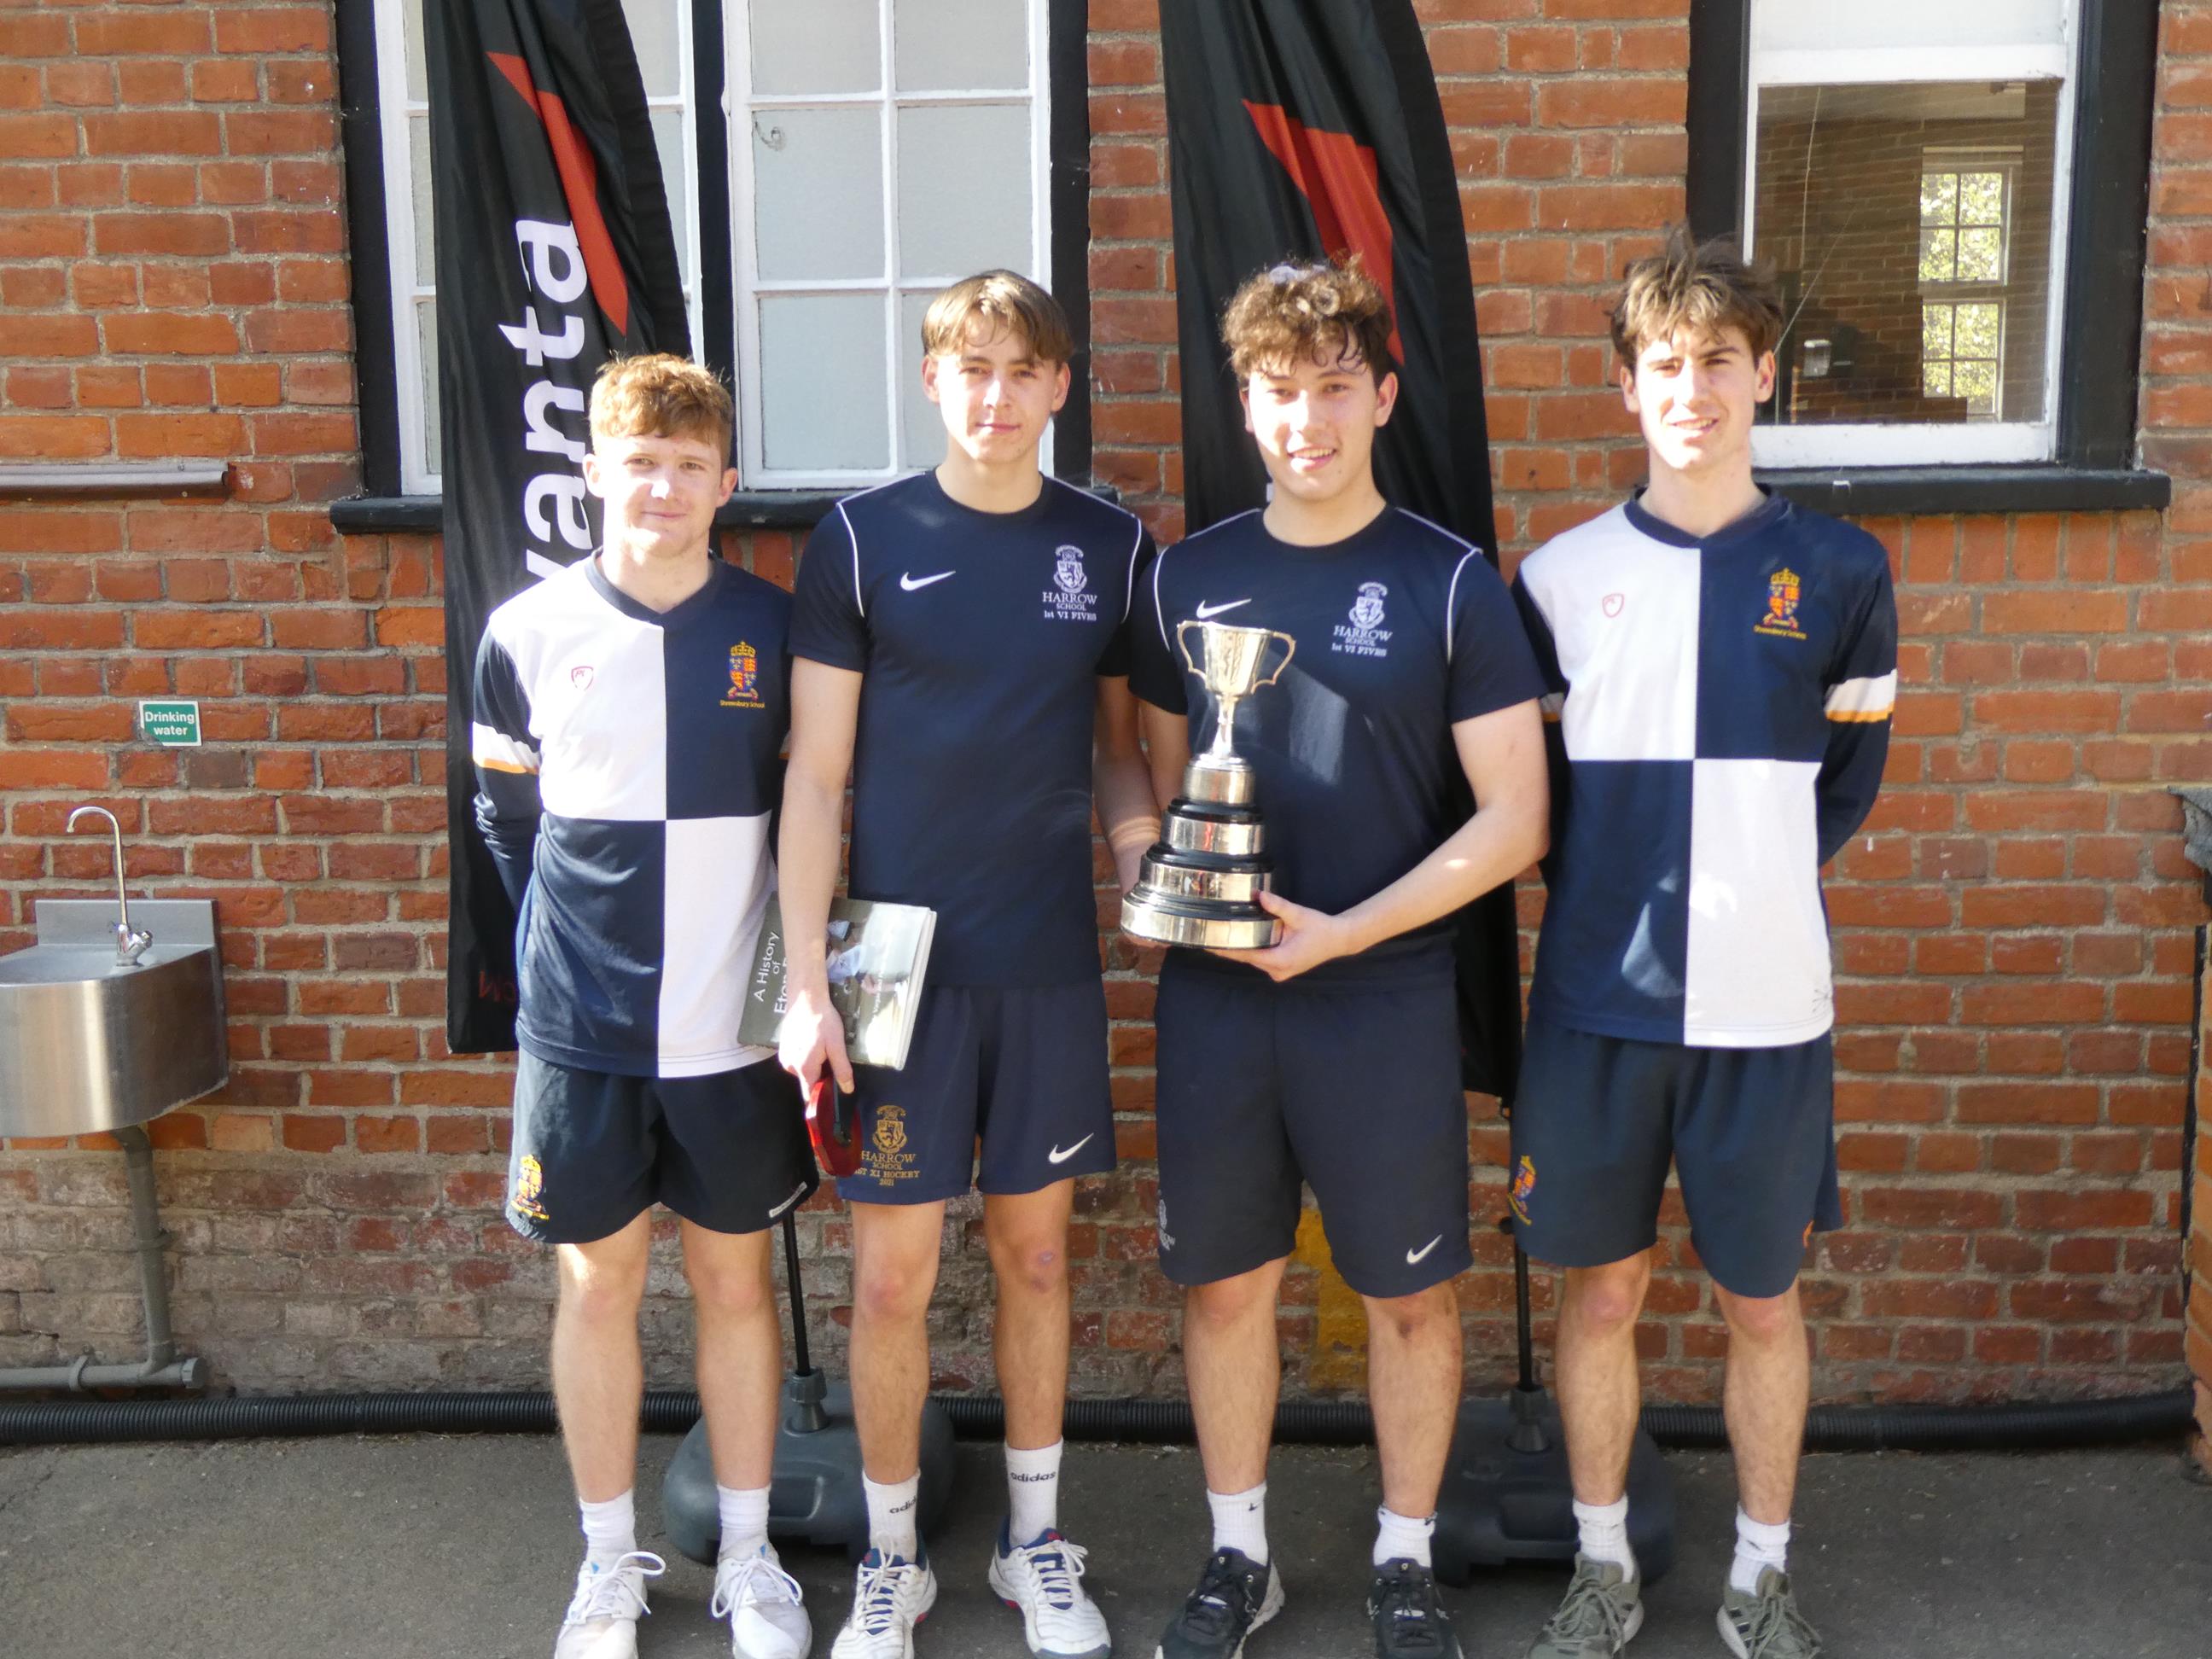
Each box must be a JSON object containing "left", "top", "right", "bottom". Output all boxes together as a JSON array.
[{"left": 0, "top": 1384, "right": 2192, "bottom": 1452}]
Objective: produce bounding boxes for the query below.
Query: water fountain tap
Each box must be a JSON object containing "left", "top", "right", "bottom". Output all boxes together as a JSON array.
[{"left": 66, "top": 805, "right": 152, "bottom": 966}]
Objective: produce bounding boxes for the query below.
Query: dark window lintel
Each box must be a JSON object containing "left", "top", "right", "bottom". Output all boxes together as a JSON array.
[{"left": 1760, "top": 464, "right": 2169, "bottom": 518}]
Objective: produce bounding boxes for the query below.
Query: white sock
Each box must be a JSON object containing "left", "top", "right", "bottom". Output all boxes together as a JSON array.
[
  {"left": 579, "top": 1489, "right": 637, "bottom": 1569},
  {"left": 1207, "top": 1481, "right": 1268, "bottom": 1565},
  {"left": 1372, "top": 1505, "right": 1435, "bottom": 1569},
  {"left": 1005, "top": 1439, "right": 1063, "bottom": 1545},
  {"left": 864, "top": 1471, "right": 921, "bottom": 1561},
  {"left": 1573, "top": 1494, "right": 1635, "bottom": 1580},
  {"left": 716, "top": 1483, "right": 771, "bottom": 1563},
  {"left": 1731, "top": 1507, "right": 1790, "bottom": 1594}
]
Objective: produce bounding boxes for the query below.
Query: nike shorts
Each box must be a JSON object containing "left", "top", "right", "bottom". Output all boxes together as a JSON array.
[
  {"left": 836, "top": 981, "right": 1116, "bottom": 1204},
  {"left": 1151, "top": 955, "right": 1472, "bottom": 1299},
  {"left": 1509, "top": 1018, "right": 1842, "bottom": 1300},
  {"left": 505, "top": 1052, "right": 817, "bottom": 1245}
]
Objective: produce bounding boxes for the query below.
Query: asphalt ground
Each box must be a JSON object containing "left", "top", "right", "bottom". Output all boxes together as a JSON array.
[{"left": 2, "top": 1434, "right": 2207, "bottom": 1657}]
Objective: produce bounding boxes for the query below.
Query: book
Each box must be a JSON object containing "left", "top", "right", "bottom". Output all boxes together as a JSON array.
[{"left": 738, "top": 895, "right": 937, "bottom": 1070}]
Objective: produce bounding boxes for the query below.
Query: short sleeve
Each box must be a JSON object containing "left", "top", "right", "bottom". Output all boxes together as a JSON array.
[
  {"left": 1126, "top": 544, "right": 1188, "bottom": 713},
  {"left": 1446, "top": 550, "right": 1546, "bottom": 723},
  {"left": 789, "top": 504, "right": 870, "bottom": 672},
  {"left": 1094, "top": 522, "right": 1155, "bottom": 678}
]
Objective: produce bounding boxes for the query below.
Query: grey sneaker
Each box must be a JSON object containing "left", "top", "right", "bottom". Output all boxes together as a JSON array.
[
  {"left": 1718, "top": 1569, "right": 1821, "bottom": 1658},
  {"left": 1524, "top": 1554, "right": 1642, "bottom": 1658}
]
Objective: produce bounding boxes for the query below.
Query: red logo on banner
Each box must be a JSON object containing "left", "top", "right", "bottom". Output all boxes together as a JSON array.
[
  {"left": 487, "top": 51, "right": 632, "bottom": 335},
  {"left": 1242, "top": 102, "right": 1402, "bottom": 364}
]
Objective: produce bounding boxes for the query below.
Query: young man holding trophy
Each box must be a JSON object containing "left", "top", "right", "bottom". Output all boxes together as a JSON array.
[
  {"left": 1126, "top": 261, "right": 1548, "bottom": 1659},
  {"left": 779, "top": 271, "right": 1160, "bottom": 1659}
]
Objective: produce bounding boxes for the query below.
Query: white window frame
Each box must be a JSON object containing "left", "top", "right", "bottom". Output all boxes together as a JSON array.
[
  {"left": 725, "top": 0, "right": 1054, "bottom": 488},
  {"left": 1742, "top": 5, "right": 2080, "bottom": 469},
  {"left": 373, "top": 0, "right": 703, "bottom": 497}
]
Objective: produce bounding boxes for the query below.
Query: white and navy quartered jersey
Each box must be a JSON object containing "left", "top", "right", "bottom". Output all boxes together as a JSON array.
[
  {"left": 790, "top": 471, "right": 1154, "bottom": 987},
  {"left": 1511, "top": 492, "right": 1897, "bottom": 1049},
  {"left": 1130, "top": 506, "right": 1545, "bottom": 985},
  {"left": 471, "top": 557, "right": 791, "bottom": 1079}
]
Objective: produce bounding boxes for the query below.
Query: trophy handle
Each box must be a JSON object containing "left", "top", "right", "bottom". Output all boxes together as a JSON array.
[
  {"left": 1174, "top": 617, "right": 1204, "bottom": 677},
  {"left": 1254, "top": 631, "right": 1296, "bottom": 688}
]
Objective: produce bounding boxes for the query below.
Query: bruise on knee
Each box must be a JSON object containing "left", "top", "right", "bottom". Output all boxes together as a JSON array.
[{"left": 990, "top": 1238, "right": 1066, "bottom": 1299}]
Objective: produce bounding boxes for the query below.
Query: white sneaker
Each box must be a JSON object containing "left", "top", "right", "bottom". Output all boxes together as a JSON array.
[
  {"left": 829, "top": 1549, "right": 940, "bottom": 1659},
  {"left": 989, "top": 1526, "right": 1112, "bottom": 1658},
  {"left": 713, "top": 1542, "right": 813, "bottom": 1659},
  {"left": 554, "top": 1551, "right": 666, "bottom": 1659}
]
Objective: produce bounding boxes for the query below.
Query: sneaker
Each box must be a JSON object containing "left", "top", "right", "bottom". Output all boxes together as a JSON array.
[
  {"left": 554, "top": 1551, "right": 667, "bottom": 1659},
  {"left": 1523, "top": 1554, "right": 1642, "bottom": 1658},
  {"left": 990, "top": 1522, "right": 1113, "bottom": 1657},
  {"left": 829, "top": 1549, "right": 939, "bottom": 1659},
  {"left": 713, "top": 1541, "right": 813, "bottom": 1659},
  {"left": 1367, "top": 1558, "right": 1462, "bottom": 1657},
  {"left": 1153, "top": 1547, "right": 1283, "bottom": 1659},
  {"left": 1718, "top": 1569, "right": 1822, "bottom": 1658}
]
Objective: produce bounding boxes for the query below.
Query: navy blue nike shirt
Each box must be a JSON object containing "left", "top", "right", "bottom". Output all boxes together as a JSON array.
[
  {"left": 789, "top": 470, "right": 1154, "bottom": 987},
  {"left": 1130, "top": 505, "right": 1545, "bottom": 984}
]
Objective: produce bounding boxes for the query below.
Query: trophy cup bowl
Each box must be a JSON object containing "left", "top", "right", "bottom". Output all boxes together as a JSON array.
[{"left": 1121, "top": 620, "right": 1295, "bottom": 949}]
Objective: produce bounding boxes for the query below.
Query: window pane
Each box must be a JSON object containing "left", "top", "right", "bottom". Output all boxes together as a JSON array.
[
  {"left": 1753, "top": 79, "right": 2058, "bottom": 427},
  {"left": 1755, "top": 0, "right": 2064, "bottom": 53},
  {"left": 896, "top": 0, "right": 1028, "bottom": 91},
  {"left": 620, "top": 0, "right": 683, "bottom": 97},
  {"left": 650, "top": 105, "right": 690, "bottom": 275},
  {"left": 409, "top": 111, "right": 434, "bottom": 285},
  {"left": 750, "top": 0, "right": 881, "bottom": 96},
  {"left": 753, "top": 107, "right": 883, "bottom": 281},
  {"left": 897, "top": 289, "right": 942, "bottom": 466},
  {"left": 759, "top": 294, "right": 889, "bottom": 469},
  {"left": 404, "top": 0, "right": 428, "bottom": 102},
  {"left": 896, "top": 103, "right": 1031, "bottom": 276},
  {"left": 417, "top": 297, "right": 441, "bottom": 477}
]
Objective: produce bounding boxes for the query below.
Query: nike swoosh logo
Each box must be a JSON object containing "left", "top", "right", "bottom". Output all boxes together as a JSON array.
[
  {"left": 900, "top": 571, "right": 955, "bottom": 591},
  {"left": 766, "top": 1182, "right": 809, "bottom": 1220},
  {"left": 1406, "top": 1235, "right": 1443, "bottom": 1266},
  {"left": 1046, "top": 1134, "right": 1095, "bottom": 1166},
  {"left": 1194, "top": 598, "right": 1250, "bottom": 620}
]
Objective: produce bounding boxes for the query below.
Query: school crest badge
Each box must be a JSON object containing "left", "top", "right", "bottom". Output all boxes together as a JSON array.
[
  {"left": 722, "top": 640, "right": 765, "bottom": 708},
  {"left": 510, "top": 1155, "right": 550, "bottom": 1222},
  {"left": 1755, "top": 568, "right": 1807, "bottom": 640},
  {"left": 1054, "top": 544, "right": 1088, "bottom": 595},
  {"left": 1508, "top": 1155, "right": 1536, "bottom": 1226}
]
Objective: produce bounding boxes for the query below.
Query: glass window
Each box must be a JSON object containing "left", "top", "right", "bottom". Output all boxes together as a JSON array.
[
  {"left": 729, "top": 0, "right": 1051, "bottom": 485},
  {"left": 1743, "top": 0, "right": 2075, "bottom": 468},
  {"left": 375, "top": 0, "right": 701, "bottom": 495}
]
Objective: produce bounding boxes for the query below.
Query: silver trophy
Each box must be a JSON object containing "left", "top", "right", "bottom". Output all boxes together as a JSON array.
[{"left": 1121, "top": 620, "right": 1296, "bottom": 949}]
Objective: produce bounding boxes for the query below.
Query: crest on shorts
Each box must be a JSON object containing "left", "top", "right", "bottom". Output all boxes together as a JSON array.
[
  {"left": 722, "top": 640, "right": 764, "bottom": 708},
  {"left": 511, "top": 1154, "right": 550, "bottom": 1222},
  {"left": 1054, "top": 544, "right": 1088, "bottom": 596},
  {"left": 872, "top": 1103, "right": 908, "bottom": 1156},
  {"left": 1507, "top": 1155, "right": 1536, "bottom": 1226},
  {"left": 1755, "top": 567, "right": 1807, "bottom": 640}
]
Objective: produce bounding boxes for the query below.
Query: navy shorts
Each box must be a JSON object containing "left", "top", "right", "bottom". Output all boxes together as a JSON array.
[
  {"left": 835, "top": 981, "right": 1116, "bottom": 1204},
  {"left": 1509, "top": 1018, "right": 1842, "bottom": 1299},
  {"left": 505, "top": 1053, "right": 817, "bottom": 1245},
  {"left": 1152, "top": 956, "right": 1472, "bottom": 1299}
]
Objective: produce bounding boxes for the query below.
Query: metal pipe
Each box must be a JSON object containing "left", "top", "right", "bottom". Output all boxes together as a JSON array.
[
  {"left": 0, "top": 1124, "right": 202, "bottom": 1396},
  {"left": 63, "top": 804, "right": 151, "bottom": 965}
]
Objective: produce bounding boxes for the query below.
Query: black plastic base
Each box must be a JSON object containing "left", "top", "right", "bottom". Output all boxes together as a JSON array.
[
  {"left": 1432, "top": 1388, "right": 1676, "bottom": 1585},
  {"left": 661, "top": 1371, "right": 958, "bottom": 1564}
]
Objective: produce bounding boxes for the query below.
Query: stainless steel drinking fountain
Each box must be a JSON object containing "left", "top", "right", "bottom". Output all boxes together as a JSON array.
[{"left": 0, "top": 806, "right": 226, "bottom": 1392}]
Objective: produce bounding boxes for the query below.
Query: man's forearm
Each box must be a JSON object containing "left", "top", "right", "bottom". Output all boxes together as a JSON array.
[
  {"left": 777, "top": 772, "right": 846, "bottom": 991},
  {"left": 1335, "top": 798, "right": 1546, "bottom": 958},
  {"left": 1093, "top": 749, "right": 1161, "bottom": 894}
]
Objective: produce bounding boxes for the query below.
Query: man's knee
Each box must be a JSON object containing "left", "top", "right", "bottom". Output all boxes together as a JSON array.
[
  {"left": 1362, "top": 1281, "right": 1458, "bottom": 1348},
  {"left": 1185, "top": 1263, "right": 1281, "bottom": 1331},
  {"left": 1715, "top": 1283, "right": 1801, "bottom": 1346},
  {"left": 557, "top": 1236, "right": 649, "bottom": 1324},
  {"left": 683, "top": 1239, "right": 772, "bottom": 1321},
  {"left": 987, "top": 1230, "right": 1068, "bottom": 1299},
  {"left": 1563, "top": 1255, "right": 1651, "bottom": 1335}
]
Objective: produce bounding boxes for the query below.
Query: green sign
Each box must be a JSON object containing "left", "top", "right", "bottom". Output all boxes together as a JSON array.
[{"left": 137, "top": 700, "right": 201, "bottom": 747}]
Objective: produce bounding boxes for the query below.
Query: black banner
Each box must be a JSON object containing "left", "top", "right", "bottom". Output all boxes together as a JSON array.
[
  {"left": 1161, "top": 3, "right": 1521, "bottom": 1102},
  {"left": 429, "top": 0, "right": 690, "bottom": 1052}
]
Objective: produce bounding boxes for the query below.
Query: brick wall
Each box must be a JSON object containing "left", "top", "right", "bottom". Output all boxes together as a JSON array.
[{"left": 1, "top": 0, "right": 2207, "bottom": 1406}]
